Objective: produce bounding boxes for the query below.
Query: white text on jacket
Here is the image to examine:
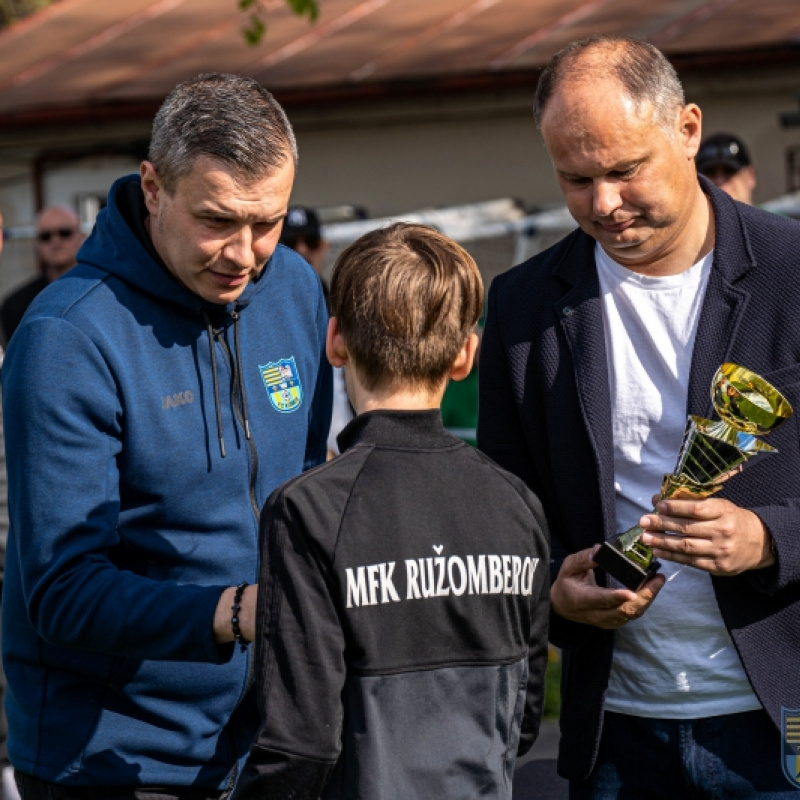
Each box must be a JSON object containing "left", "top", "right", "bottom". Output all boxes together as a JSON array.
[{"left": 345, "top": 552, "right": 539, "bottom": 609}]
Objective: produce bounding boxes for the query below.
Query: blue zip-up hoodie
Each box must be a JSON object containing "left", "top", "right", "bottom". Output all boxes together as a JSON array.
[{"left": 1, "top": 174, "right": 332, "bottom": 789}]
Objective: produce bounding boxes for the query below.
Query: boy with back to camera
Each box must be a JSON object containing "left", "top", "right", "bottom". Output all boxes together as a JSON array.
[{"left": 232, "top": 222, "right": 550, "bottom": 800}]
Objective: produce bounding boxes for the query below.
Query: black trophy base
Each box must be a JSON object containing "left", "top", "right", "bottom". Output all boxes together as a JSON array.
[{"left": 594, "top": 542, "right": 661, "bottom": 591}]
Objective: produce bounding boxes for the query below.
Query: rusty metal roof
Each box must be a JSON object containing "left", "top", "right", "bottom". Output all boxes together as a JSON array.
[{"left": 0, "top": 0, "right": 799, "bottom": 127}]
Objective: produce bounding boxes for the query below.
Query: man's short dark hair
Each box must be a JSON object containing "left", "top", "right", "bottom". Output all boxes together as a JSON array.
[
  {"left": 533, "top": 36, "right": 685, "bottom": 131},
  {"left": 148, "top": 73, "right": 298, "bottom": 193}
]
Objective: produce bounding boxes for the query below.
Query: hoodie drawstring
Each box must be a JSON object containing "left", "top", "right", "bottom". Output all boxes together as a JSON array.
[
  {"left": 202, "top": 307, "right": 251, "bottom": 459},
  {"left": 231, "top": 309, "right": 252, "bottom": 441},
  {"left": 202, "top": 308, "right": 227, "bottom": 459}
]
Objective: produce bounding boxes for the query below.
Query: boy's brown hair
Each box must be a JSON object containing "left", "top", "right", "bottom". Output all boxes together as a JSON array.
[{"left": 329, "top": 222, "right": 484, "bottom": 392}]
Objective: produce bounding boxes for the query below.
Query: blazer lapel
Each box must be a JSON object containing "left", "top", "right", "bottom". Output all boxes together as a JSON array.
[
  {"left": 553, "top": 233, "right": 618, "bottom": 542},
  {"left": 687, "top": 181, "right": 753, "bottom": 418}
]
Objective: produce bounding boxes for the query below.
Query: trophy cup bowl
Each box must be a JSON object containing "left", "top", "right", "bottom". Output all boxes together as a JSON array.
[{"left": 594, "top": 363, "right": 793, "bottom": 591}]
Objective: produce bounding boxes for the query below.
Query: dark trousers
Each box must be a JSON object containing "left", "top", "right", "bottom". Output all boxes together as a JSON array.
[
  {"left": 569, "top": 709, "right": 800, "bottom": 799},
  {"left": 14, "top": 773, "right": 224, "bottom": 800}
]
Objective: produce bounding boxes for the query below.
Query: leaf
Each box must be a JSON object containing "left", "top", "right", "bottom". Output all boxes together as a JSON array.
[
  {"left": 239, "top": 0, "right": 318, "bottom": 46},
  {"left": 286, "top": 0, "right": 319, "bottom": 21},
  {"left": 242, "top": 12, "right": 265, "bottom": 45}
]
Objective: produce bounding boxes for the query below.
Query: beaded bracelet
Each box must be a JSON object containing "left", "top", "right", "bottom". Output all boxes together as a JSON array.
[{"left": 231, "top": 581, "right": 250, "bottom": 652}]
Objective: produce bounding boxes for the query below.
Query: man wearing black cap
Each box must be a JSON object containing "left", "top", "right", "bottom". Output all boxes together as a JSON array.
[
  {"left": 280, "top": 206, "right": 331, "bottom": 283},
  {"left": 696, "top": 132, "right": 756, "bottom": 205},
  {"left": 280, "top": 206, "right": 352, "bottom": 456}
]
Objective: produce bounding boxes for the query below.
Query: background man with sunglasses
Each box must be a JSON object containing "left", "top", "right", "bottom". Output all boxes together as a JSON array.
[
  {"left": 0, "top": 205, "right": 83, "bottom": 343},
  {"left": 0, "top": 205, "right": 13, "bottom": 800}
]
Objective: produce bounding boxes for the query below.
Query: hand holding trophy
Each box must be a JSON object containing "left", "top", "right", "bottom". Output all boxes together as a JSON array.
[{"left": 594, "top": 363, "right": 793, "bottom": 591}]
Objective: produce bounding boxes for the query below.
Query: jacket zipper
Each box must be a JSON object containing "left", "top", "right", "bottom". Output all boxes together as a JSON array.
[
  {"left": 215, "top": 311, "right": 260, "bottom": 793},
  {"left": 218, "top": 312, "right": 260, "bottom": 522}
]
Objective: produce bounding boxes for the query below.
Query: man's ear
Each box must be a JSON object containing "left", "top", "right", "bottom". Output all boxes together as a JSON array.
[
  {"left": 449, "top": 332, "right": 479, "bottom": 382},
  {"left": 140, "top": 161, "right": 164, "bottom": 216},
  {"left": 679, "top": 103, "right": 703, "bottom": 160},
  {"left": 326, "top": 317, "right": 349, "bottom": 368}
]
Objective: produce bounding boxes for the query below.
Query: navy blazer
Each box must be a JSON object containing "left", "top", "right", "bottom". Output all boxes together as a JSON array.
[{"left": 478, "top": 179, "right": 800, "bottom": 780}]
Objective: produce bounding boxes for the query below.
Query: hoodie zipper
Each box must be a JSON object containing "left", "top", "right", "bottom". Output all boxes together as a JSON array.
[
  {"left": 214, "top": 309, "right": 260, "bottom": 794},
  {"left": 215, "top": 310, "right": 261, "bottom": 522}
]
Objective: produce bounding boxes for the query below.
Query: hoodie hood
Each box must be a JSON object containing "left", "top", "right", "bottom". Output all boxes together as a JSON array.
[
  {"left": 79, "top": 173, "right": 277, "bottom": 457},
  {"left": 78, "top": 173, "right": 269, "bottom": 314}
]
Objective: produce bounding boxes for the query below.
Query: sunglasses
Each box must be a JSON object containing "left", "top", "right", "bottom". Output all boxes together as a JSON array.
[
  {"left": 283, "top": 234, "right": 321, "bottom": 251},
  {"left": 37, "top": 227, "right": 77, "bottom": 243}
]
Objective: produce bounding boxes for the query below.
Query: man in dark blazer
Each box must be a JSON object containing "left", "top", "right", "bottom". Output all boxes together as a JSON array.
[{"left": 479, "top": 35, "right": 800, "bottom": 799}]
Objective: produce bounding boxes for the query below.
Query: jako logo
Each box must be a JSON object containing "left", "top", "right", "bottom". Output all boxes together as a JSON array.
[{"left": 162, "top": 391, "right": 194, "bottom": 409}]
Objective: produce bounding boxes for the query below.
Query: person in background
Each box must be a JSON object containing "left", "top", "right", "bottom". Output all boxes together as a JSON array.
[
  {"left": 696, "top": 132, "right": 756, "bottom": 205},
  {"left": 0, "top": 205, "right": 84, "bottom": 343},
  {"left": 2, "top": 73, "right": 331, "bottom": 799},
  {"left": 0, "top": 205, "right": 19, "bottom": 800},
  {"left": 279, "top": 206, "right": 330, "bottom": 280},
  {"left": 479, "top": 35, "right": 800, "bottom": 798},
  {"left": 281, "top": 205, "right": 353, "bottom": 456}
]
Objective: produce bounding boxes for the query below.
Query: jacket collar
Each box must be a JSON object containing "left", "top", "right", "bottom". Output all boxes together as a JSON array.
[
  {"left": 687, "top": 176, "right": 755, "bottom": 417},
  {"left": 337, "top": 409, "right": 458, "bottom": 453},
  {"left": 701, "top": 174, "right": 757, "bottom": 283}
]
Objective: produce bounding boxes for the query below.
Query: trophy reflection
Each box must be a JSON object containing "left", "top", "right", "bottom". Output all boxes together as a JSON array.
[{"left": 594, "top": 363, "right": 793, "bottom": 591}]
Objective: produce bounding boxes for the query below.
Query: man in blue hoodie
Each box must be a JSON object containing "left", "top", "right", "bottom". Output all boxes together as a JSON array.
[{"left": 2, "top": 73, "right": 332, "bottom": 799}]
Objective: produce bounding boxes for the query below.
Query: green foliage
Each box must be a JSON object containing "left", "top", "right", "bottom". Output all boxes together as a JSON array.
[
  {"left": 285, "top": 0, "right": 318, "bottom": 20},
  {"left": 0, "top": 0, "right": 54, "bottom": 29},
  {"left": 242, "top": 11, "right": 265, "bottom": 46},
  {"left": 0, "top": 0, "right": 317, "bottom": 43},
  {"left": 242, "top": 0, "right": 318, "bottom": 46}
]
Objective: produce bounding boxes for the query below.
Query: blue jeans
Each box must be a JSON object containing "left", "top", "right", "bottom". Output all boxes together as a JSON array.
[{"left": 569, "top": 710, "right": 800, "bottom": 799}]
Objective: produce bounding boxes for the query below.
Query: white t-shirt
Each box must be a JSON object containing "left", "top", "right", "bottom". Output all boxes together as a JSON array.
[{"left": 595, "top": 243, "right": 761, "bottom": 718}]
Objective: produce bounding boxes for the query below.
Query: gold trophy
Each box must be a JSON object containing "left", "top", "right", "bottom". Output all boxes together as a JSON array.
[{"left": 594, "top": 363, "right": 793, "bottom": 591}]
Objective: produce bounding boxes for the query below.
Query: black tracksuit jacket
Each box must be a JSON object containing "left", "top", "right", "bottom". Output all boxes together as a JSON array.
[{"left": 233, "top": 409, "right": 550, "bottom": 800}]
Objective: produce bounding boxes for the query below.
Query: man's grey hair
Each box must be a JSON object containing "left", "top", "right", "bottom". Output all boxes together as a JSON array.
[
  {"left": 533, "top": 36, "right": 685, "bottom": 132},
  {"left": 148, "top": 73, "right": 298, "bottom": 193}
]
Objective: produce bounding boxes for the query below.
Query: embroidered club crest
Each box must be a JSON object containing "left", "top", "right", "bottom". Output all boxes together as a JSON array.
[
  {"left": 260, "top": 357, "right": 303, "bottom": 413},
  {"left": 782, "top": 707, "right": 800, "bottom": 789}
]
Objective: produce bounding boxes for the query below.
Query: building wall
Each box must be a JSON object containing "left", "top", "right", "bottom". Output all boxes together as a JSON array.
[
  {"left": 288, "top": 66, "right": 800, "bottom": 216},
  {"left": 0, "top": 65, "right": 798, "bottom": 300},
  {"left": 288, "top": 89, "right": 556, "bottom": 218}
]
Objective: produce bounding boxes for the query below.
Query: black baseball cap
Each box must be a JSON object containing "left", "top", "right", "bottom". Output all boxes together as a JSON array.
[
  {"left": 281, "top": 206, "right": 321, "bottom": 246},
  {"left": 696, "top": 133, "right": 751, "bottom": 175}
]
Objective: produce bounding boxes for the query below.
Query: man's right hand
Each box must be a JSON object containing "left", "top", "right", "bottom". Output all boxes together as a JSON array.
[{"left": 550, "top": 546, "right": 665, "bottom": 630}]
